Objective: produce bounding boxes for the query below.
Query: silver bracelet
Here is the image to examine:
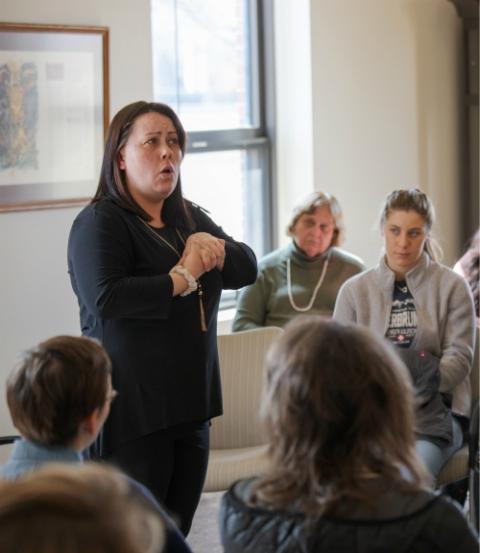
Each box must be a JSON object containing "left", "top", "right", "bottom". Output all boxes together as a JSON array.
[{"left": 171, "top": 265, "right": 198, "bottom": 296}]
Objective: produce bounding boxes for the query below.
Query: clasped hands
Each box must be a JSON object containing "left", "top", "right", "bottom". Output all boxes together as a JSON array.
[{"left": 180, "top": 232, "right": 225, "bottom": 278}]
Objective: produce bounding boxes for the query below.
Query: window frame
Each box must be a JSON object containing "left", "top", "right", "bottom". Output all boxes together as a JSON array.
[{"left": 151, "top": 0, "right": 276, "bottom": 307}]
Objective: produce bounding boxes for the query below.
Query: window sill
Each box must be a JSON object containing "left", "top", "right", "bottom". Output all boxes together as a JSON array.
[{"left": 217, "top": 307, "right": 235, "bottom": 335}]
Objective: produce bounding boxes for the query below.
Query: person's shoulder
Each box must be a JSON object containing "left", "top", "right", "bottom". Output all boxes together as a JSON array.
[
  {"left": 330, "top": 247, "right": 366, "bottom": 269},
  {"left": 439, "top": 261, "right": 467, "bottom": 282},
  {"left": 429, "top": 259, "right": 471, "bottom": 291},
  {"left": 221, "top": 478, "right": 307, "bottom": 552},
  {"left": 339, "top": 264, "right": 377, "bottom": 291},
  {"left": 258, "top": 246, "right": 289, "bottom": 270},
  {"left": 73, "top": 199, "right": 132, "bottom": 231},
  {"left": 222, "top": 477, "right": 274, "bottom": 519},
  {"left": 185, "top": 200, "right": 212, "bottom": 226},
  {"left": 420, "top": 493, "right": 479, "bottom": 548},
  {"left": 228, "top": 477, "right": 259, "bottom": 503},
  {"left": 430, "top": 493, "right": 467, "bottom": 517},
  {"left": 0, "top": 461, "right": 16, "bottom": 481},
  {"left": 432, "top": 494, "right": 477, "bottom": 531},
  {"left": 74, "top": 198, "right": 120, "bottom": 221}
]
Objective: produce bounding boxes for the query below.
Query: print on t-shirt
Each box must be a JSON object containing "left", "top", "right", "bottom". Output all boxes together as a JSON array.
[{"left": 386, "top": 280, "right": 417, "bottom": 348}]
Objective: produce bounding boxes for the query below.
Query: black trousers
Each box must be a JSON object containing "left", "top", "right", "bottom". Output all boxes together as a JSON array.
[{"left": 107, "top": 420, "right": 210, "bottom": 536}]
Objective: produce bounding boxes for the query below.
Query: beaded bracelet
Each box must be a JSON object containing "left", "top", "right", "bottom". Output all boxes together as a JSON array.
[{"left": 171, "top": 265, "right": 198, "bottom": 296}]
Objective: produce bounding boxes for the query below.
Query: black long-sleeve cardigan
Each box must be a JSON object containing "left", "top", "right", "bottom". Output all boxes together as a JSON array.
[{"left": 67, "top": 198, "right": 257, "bottom": 455}]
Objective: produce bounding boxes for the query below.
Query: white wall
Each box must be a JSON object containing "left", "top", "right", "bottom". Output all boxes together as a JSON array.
[
  {"left": 275, "top": 0, "right": 463, "bottom": 267},
  {"left": 0, "top": 0, "right": 154, "bottom": 442},
  {"left": 273, "top": 0, "right": 315, "bottom": 239}
]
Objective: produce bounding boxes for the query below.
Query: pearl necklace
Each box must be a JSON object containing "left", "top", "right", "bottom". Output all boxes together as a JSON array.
[{"left": 286, "top": 252, "right": 330, "bottom": 312}]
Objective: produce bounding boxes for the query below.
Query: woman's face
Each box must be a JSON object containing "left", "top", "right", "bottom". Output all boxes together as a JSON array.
[
  {"left": 383, "top": 209, "right": 427, "bottom": 278},
  {"left": 118, "top": 112, "right": 183, "bottom": 211},
  {"left": 292, "top": 206, "right": 335, "bottom": 258}
]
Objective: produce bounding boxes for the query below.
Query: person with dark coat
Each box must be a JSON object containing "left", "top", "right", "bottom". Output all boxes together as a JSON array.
[
  {"left": 219, "top": 316, "right": 479, "bottom": 553},
  {"left": 67, "top": 101, "right": 257, "bottom": 535}
]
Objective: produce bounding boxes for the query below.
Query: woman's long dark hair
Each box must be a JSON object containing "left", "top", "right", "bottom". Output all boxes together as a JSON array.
[{"left": 93, "top": 101, "right": 194, "bottom": 230}]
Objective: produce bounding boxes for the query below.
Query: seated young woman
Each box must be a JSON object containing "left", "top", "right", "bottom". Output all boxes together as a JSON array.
[
  {"left": 219, "top": 316, "right": 478, "bottom": 553},
  {"left": 334, "top": 189, "right": 476, "bottom": 481},
  {"left": 232, "top": 191, "right": 365, "bottom": 330}
]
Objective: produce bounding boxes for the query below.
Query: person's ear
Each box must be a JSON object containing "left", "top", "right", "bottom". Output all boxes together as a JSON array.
[
  {"left": 118, "top": 149, "right": 126, "bottom": 170},
  {"left": 80, "top": 410, "right": 101, "bottom": 438}
]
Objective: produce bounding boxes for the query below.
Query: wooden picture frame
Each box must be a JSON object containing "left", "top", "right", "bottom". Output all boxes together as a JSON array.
[{"left": 0, "top": 22, "right": 109, "bottom": 212}]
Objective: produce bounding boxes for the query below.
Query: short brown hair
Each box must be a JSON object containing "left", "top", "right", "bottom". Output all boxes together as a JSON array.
[
  {"left": 93, "top": 101, "right": 194, "bottom": 231},
  {"left": 7, "top": 336, "right": 111, "bottom": 446},
  {"left": 0, "top": 463, "right": 165, "bottom": 553},
  {"left": 379, "top": 188, "right": 441, "bottom": 261},
  {"left": 251, "top": 316, "right": 428, "bottom": 515},
  {"left": 287, "top": 191, "right": 344, "bottom": 247}
]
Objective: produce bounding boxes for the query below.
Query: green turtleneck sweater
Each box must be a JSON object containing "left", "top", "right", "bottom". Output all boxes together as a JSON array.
[{"left": 232, "top": 241, "right": 365, "bottom": 330}]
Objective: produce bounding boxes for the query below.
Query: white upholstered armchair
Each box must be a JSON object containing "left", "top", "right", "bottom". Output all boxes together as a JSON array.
[{"left": 203, "top": 326, "right": 283, "bottom": 492}]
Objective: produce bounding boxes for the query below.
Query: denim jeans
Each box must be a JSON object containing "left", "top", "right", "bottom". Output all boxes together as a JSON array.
[{"left": 415, "top": 416, "right": 463, "bottom": 483}]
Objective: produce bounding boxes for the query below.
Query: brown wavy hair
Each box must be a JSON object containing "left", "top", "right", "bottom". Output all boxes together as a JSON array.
[
  {"left": 379, "top": 188, "right": 442, "bottom": 261},
  {"left": 7, "top": 336, "right": 111, "bottom": 446},
  {"left": 287, "top": 191, "right": 345, "bottom": 247},
  {"left": 250, "top": 316, "right": 429, "bottom": 516}
]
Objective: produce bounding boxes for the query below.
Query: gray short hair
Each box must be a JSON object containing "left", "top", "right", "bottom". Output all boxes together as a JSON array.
[{"left": 287, "top": 191, "right": 345, "bottom": 247}]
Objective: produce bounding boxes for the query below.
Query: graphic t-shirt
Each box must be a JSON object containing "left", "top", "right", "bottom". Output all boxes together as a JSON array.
[{"left": 386, "top": 280, "right": 417, "bottom": 348}]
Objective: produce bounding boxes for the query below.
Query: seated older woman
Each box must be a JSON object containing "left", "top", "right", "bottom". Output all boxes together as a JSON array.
[
  {"left": 220, "top": 316, "right": 479, "bottom": 553},
  {"left": 232, "top": 191, "right": 364, "bottom": 330}
]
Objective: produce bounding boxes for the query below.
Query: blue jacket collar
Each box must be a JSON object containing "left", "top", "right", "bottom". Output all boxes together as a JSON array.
[{"left": 9, "top": 438, "right": 82, "bottom": 463}]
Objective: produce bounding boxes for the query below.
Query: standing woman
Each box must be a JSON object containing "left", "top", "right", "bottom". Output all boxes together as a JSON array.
[
  {"left": 232, "top": 191, "right": 365, "bottom": 330},
  {"left": 67, "top": 101, "right": 257, "bottom": 534},
  {"left": 334, "top": 188, "right": 476, "bottom": 480}
]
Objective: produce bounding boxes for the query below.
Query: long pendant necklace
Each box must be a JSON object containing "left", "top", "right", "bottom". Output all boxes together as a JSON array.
[
  {"left": 137, "top": 217, "right": 207, "bottom": 331},
  {"left": 287, "top": 253, "right": 330, "bottom": 313}
]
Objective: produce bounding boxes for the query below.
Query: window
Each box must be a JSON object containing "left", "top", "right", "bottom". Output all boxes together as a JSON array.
[{"left": 151, "top": 0, "right": 272, "bottom": 298}]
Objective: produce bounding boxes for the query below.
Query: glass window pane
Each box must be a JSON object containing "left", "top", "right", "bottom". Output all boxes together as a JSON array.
[
  {"left": 181, "top": 148, "right": 267, "bottom": 258},
  {"left": 151, "top": 0, "right": 256, "bottom": 131}
]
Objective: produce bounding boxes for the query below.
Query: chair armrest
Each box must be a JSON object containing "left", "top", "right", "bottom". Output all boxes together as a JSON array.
[{"left": 0, "top": 435, "right": 20, "bottom": 446}]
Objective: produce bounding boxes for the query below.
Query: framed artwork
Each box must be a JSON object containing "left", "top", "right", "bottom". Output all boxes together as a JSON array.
[{"left": 0, "top": 22, "right": 109, "bottom": 212}]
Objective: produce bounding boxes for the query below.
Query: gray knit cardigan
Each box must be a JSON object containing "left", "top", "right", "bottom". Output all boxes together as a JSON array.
[{"left": 333, "top": 252, "right": 476, "bottom": 417}]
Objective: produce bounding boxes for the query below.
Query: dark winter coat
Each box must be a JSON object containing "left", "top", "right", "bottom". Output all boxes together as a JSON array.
[{"left": 220, "top": 477, "right": 479, "bottom": 553}]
